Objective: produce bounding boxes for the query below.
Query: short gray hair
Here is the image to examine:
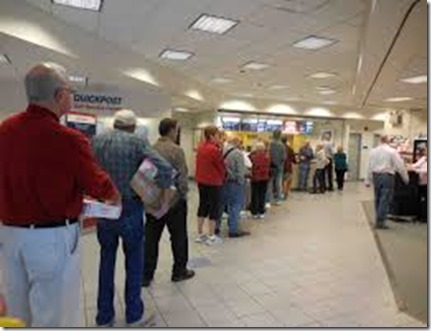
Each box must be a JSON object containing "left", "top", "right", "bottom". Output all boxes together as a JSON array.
[
  {"left": 25, "top": 62, "right": 68, "bottom": 103},
  {"left": 255, "top": 141, "right": 265, "bottom": 151}
]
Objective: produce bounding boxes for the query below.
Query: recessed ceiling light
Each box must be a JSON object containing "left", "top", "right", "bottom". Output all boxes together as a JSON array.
[
  {"left": 400, "top": 75, "right": 427, "bottom": 84},
  {"left": 385, "top": 97, "right": 412, "bottom": 102},
  {"left": 310, "top": 72, "right": 337, "bottom": 79},
  {"left": 69, "top": 75, "right": 87, "bottom": 83},
  {"left": 242, "top": 62, "right": 270, "bottom": 70},
  {"left": 318, "top": 89, "right": 336, "bottom": 95},
  {"left": 174, "top": 107, "right": 190, "bottom": 113},
  {"left": 322, "top": 100, "right": 338, "bottom": 105},
  {"left": 190, "top": 14, "right": 239, "bottom": 34},
  {"left": 52, "top": 0, "right": 103, "bottom": 12},
  {"left": 0, "top": 54, "right": 11, "bottom": 65},
  {"left": 269, "top": 85, "right": 289, "bottom": 90},
  {"left": 212, "top": 78, "right": 232, "bottom": 84},
  {"left": 293, "top": 35, "right": 338, "bottom": 50},
  {"left": 160, "top": 49, "right": 194, "bottom": 61}
]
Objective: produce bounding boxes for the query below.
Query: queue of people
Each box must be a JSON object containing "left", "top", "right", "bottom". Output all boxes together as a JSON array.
[{"left": 0, "top": 62, "right": 426, "bottom": 327}]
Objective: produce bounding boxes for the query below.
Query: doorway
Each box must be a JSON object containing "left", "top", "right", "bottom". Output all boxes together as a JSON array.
[{"left": 348, "top": 133, "right": 362, "bottom": 181}]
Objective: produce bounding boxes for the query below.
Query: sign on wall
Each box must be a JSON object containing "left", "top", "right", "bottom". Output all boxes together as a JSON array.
[
  {"left": 65, "top": 111, "right": 97, "bottom": 138},
  {"left": 73, "top": 92, "right": 123, "bottom": 111}
]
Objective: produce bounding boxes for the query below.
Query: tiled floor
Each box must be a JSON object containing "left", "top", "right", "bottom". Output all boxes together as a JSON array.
[{"left": 79, "top": 183, "right": 426, "bottom": 327}]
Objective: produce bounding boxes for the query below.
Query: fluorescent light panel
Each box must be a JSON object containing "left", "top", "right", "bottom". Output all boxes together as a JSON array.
[
  {"left": 293, "top": 35, "right": 338, "bottom": 50},
  {"left": 310, "top": 72, "right": 337, "bottom": 79},
  {"left": 385, "top": 97, "right": 412, "bottom": 102},
  {"left": 269, "top": 85, "right": 288, "bottom": 90},
  {"left": 242, "top": 62, "right": 269, "bottom": 70},
  {"left": 160, "top": 49, "right": 193, "bottom": 61},
  {"left": 0, "top": 54, "right": 11, "bottom": 65},
  {"left": 319, "top": 90, "right": 336, "bottom": 95},
  {"left": 174, "top": 107, "right": 190, "bottom": 113},
  {"left": 190, "top": 14, "right": 239, "bottom": 34},
  {"left": 400, "top": 75, "right": 427, "bottom": 84},
  {"left": 52, "top": 0, "right": 103, "bottom": 11},
  {"left": 212, "top": 78, "right": 232, "bottom": 84}
]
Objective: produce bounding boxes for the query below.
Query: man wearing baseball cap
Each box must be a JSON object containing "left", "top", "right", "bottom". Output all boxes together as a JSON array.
[{"left": 92, "top": 109, "right": 173, "bottom": 327}]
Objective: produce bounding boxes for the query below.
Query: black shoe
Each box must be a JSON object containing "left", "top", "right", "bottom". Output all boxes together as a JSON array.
[
  {"left": 172, "top": 269, "right": 195, "bottom": 282},
  {"left": 215, "top": 228, "right": 220, "bottom": 236},
  {"left": 142, "top": 277, "right": 153, "bottom": 287},
  {"left": 229, "top": 231, "right": 251, "bottom": 238},
  {"left": 328, "top": 188, "right": 334, "bottom": 192},
  {"left": 375, "top": 224, "right": 390, "bottom": 230}
]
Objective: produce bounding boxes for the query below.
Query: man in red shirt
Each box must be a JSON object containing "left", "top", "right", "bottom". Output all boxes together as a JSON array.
[{"left": 0, "top": 63, "right": 119, "bottom": 327}]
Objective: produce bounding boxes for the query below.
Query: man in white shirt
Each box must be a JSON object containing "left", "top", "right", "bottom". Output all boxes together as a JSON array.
[{"left": 366, "top": 135, "right": 409, "bottom": 229}]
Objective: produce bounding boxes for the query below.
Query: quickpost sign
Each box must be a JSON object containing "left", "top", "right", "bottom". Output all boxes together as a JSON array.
[{"left": 73, "top": 93, "right": 123, "bottom": 110}]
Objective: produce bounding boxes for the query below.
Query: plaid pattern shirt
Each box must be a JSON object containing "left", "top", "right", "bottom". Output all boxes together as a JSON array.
[{"left": 92, "top": 129, "right": 173, "bottom": 201}]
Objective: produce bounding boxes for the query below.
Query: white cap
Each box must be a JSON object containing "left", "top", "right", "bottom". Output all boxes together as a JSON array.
[{"left": 114, "top": 109, "right": 137, "bottom": 126}]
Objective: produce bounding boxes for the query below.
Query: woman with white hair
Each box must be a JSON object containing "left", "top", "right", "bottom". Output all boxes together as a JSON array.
[{"left": 249, "top": 142, "right": 271, "bottom": 218}]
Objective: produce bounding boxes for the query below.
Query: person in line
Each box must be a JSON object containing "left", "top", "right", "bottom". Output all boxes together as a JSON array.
[
  {"left": 142, "top": 118, "right": 195, "bottom": 288},
  {"left": 195, "top": 126, "right": 225, "bottom": 245},
  {"left": 410, "top": 146, "right": 427, "bottom": 222},
  {"left": 92, "top": 109, "right": 173, "bottom": 327},
  {"left": 334, "top": 146, "right": 348, "bottom": 191},
  {"left": 249, "top": 142, "right": 271, "bottom": 219},
  {"left": 311, "top": 144, "right": 329, "bottom": 194},
  {"left": 268, "top": 130, "right": 286, "bottom": 205},
  {"left": 366, "top": 135, "right": 409, "bottom": 229},
  {"left": 322, "top": 133, "right": 335, "bottom": 191},
  {"left": 281, "top": 135, "right": 296, "bottom": 199},
  {"left": 240, "top": 141, "right": 253, "bottom": 218},
  {"left": 297, "top": 140, "right": 314, "bottom": 191},
  {"left": 218, "top": 136, "right": 251, "bottom": 237},
  {"left": 0, "top": 62, "right": 120, "bottom": 327}
]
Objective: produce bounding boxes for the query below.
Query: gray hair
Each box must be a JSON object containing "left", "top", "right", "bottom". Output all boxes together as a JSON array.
[
  {"left": 25, "top": 62, "right": 68, "bottom": 103},
  {"left": 254, "top": 141, "right": 265, "bottom": 151}
]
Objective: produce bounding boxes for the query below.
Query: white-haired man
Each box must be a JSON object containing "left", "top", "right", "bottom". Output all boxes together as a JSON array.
[
  {"left": 366, "top": 135, "right": 409, "bottom": 229},
  {"left": 92, "top": 109, "right": 173, "bottom": 327},
  {"left": 0, "top": 62, "right": 120, "bottom": 327}
]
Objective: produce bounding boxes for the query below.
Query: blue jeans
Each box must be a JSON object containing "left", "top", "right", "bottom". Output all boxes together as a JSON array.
[
  {"left": 373, "top": 173, "right": 395, "bottom": 226},
  {"left": 96, "top": 199, "right": 144, "bottom": 325},
  {"left": 267, "top": 167, "right": 283, "bottom": 202},
  {"left": 298, "top": 163, "right": 311, "bottom": 190},
  {"left": 223, "top": 182, "right": 244, "bottom": 234}
]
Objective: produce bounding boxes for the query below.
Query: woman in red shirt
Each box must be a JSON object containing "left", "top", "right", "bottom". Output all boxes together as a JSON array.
[
  {"left": 249, "top": 141, "right": 270, "bottom": 219},
  {"left": 195, "top": 126, "right": 225, "bottom": 244}
]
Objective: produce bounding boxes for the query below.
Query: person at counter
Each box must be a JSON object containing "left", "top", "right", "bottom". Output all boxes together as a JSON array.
[
  {"left": 268, "top": 130, "right": 286, "bottom": 205},
  {"left": 297, "top": 141, "right": 314, "bottom": 191},
  {"left": 322, "top": 133, "right": 335, "bottom": 191},
  {"left": 281, "top": 135, "right": 297, "bottom": 199},
  {"left": 410, "top": 146, "right": 427, "bottom": 222},
  {"left": 249, "top": 142, "right": 271, "bottom": 219},
  {"left": 366, "top": 135, "right": 409, "bottom": 229},
  {"left": 311, "top": 144, "right": 329, "bottom": 194}
]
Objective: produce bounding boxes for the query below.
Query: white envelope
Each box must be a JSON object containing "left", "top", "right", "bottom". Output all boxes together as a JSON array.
[{"left": 82, "top": 199, "right": 122, "bottom": 219}]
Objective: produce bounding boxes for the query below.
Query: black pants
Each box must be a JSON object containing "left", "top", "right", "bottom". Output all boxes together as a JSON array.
[
  {"left": 324, "top": 158, "right": 334, "bottom": 191},
  {"left": 335, "top": 169, "right": 347, "bottom": 190},
  {"left": 313, "top": 169, "right": 326, "bottom": 193},
  {"left": 144, "top": 199, "right": 189, "bottom": 280},
  {"left": 417, "top": 185, "right": 427, "bottom": 222},
  {"left": 250, "top": 181, "right": 268, "bottom": 215}
]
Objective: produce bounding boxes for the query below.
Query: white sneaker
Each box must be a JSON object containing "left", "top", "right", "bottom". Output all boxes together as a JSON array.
[
  {"left": 240, "top": 211, "right": 248, "bottom": 219},
  {"left": 252, "top": 214, "right": 259, "bottom": 220},
  {"left": 258, "top": 214, "right": 265, "bottom": 219},
  {"left": 275, "top": 201, "right": 282, "bottom": 206},
  {"left": 265, "top": 203, "right": 271, "bottom": 209},
  {"left": 205, "top": 235, "right": 222, "bottom": 245},
  {"left": 195, "top": 234, "right": 207, "bottom": 244},
  {"left": 127, "top": 312, "right": 156, "bottom": 327}
]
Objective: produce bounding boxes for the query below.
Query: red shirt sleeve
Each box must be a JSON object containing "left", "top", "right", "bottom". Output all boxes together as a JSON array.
[{"left": 71, "top": 133, "right": 119, "bottom": 201}]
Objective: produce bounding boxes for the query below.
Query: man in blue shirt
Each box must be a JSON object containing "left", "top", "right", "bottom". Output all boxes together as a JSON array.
[{"left": 92, "top": 109, "right": 173, "bottom": 327}]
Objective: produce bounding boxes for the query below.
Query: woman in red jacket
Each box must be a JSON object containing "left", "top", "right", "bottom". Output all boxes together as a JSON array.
[
  {"left": 249, "top": 141, "right": 270, "bottom": 219},
  {"left": 195, "top": 126, "right": 226, "bottom": 245}
]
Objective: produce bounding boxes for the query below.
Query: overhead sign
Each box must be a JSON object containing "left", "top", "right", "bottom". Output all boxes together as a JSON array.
[{"left": 73, "top": 93, "right": 123, "bottom": 110}]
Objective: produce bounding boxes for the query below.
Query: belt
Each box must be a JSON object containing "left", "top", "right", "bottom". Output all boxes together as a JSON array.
[{"left": 5, "top": 218, "right": 79, "bottom": 229}]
